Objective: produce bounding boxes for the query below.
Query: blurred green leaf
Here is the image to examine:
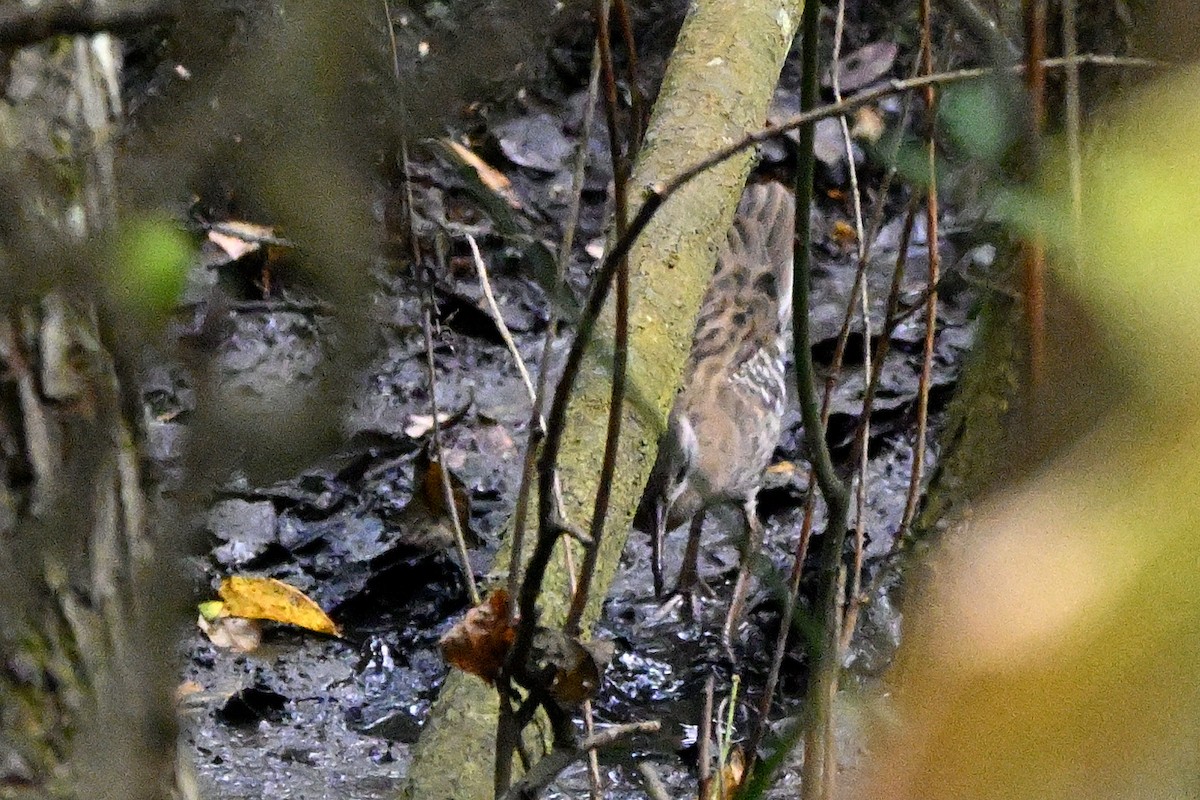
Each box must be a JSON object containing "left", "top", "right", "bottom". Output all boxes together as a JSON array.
[
  {"left": 939, "top": 82, "right": 1016, "bottom": 163},
  {"left": 112, "top": 217, "right": 192, "bottom": 324}
]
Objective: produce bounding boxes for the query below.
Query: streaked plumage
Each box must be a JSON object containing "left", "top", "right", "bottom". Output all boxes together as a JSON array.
[{"left": 641, "top": 181, "right": 794, "bottom": 647}]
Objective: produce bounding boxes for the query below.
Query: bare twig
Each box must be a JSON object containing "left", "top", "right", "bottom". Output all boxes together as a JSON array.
[
  {"left": 422, "top": 289, "right": 478, "bottom": 606},
  {"left": 1062, "top": 0, "right": 1083, "bottom": 273},
  {"left": 400, "top": 143, "right": 479, "bottom": 606},
  {"left": 611, "top": 0, "right": 645, "bottom": 146},
  {"left": 698, "top": 673, "right": 715, "bottom": 800},
  {"left": 466, "top": 235, "right": 537, "bottom": 401},
  {"left": 638, "top": 763, "right": 673, "bottom": 800},
  {"left": 830, "top": 0, "right": 872, "bottom": 689},
  {"left": 497, "top": 721, "right": 661, "bottom": 800},
  {"left": 899, "top": 0, "right": 943, "bottom": 542},
  {"left": 624, "top": 54, "right": 1159, "bottom": 236},
  {"left": 494, "top": 37, "right": 604, "bottom": 796},
  {"left": 841, "top": 198, "right": 920, "bottom": 651},
  {"left": 787, "top": 5, "right": 853, "bottom": 800},
  {"left": 564, "top": 0, "right": 632, "bottom": 639},
  {"left": 747, "top": 36, "right": 928, "bottom": 773},
  {"left": 504, "top": 41, "right": 602, "bottom": 609}
]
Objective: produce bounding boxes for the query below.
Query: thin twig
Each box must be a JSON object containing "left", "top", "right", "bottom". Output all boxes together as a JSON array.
[
  {"left": 1062, "top": 0, "right": 1083, "bottom": 273},
  {"left": 789, "top": 3, "right": 853, "bottom": 799},
  {"left": 747, "top": 38, "right": 928, "bottom": 774},
  {"left": 638, "top": 763, "right": 673, "bottom": 800},
  {"left": 505, "top": 42, "right": 602, "bottom": 610},
  {"left": 495, "top": 40, "right": 603, "bottom": 798},
  {"left": 611, "top": 0, "right": 645, "bottom": 147},
  {"left": 564, "top": 0, "right": 632, "bottom": 639},
  {"left": 698, "top": 673, "right": 715, "bottom": 800},
  {"left": 497, "top": 721, "right": 661, "bottom": 800},
  {"left": 562, "top": 16, "right": 632, "bottom": 797},
  {"left": 466, "top": 234, "right": 537, "bottom": 401},
  {"left": 628, "top": 55, "right": 1158, "bottom": 233},
  {"left": 831, "top": 0, "right": 872, "bottom": 690},
  {"left": 841, "top": 198, "right": 920, "bottom": 651},
  {"left": 403, "top": 144, "right": 480, "bottom": 606},
  {"left": 899, "top": 0, "right": 943, "bottom": 540}
]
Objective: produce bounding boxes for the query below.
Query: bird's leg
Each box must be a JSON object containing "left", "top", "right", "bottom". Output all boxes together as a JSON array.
[
  {"left": 674, "top": 510, "right": 716, "bottom": 601},
  {"left": 646, "top": 511, "right": 714, "bottom": 624},
  {"left": 721, "top": 495, "right": 764, "bottom": 654}
]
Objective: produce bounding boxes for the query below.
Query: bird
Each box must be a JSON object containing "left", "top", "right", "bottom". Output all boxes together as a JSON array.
[{"left": 638, "top": 180, "right": 794, "bottom": 651}]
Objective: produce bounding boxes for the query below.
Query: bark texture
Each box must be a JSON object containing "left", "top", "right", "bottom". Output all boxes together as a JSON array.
[
  {"left": 0, "top": 33, "right": 181, "bottom": 800},
  {"left": 401, "top": 2, "right": 804, "bottom": 797}
]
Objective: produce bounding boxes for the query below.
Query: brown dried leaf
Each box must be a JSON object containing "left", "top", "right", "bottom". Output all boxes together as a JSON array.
[
  {"left": 198, "top": 614, "right": 263, "bottom": 652},
  {"left": 851, "top": 106, "right": 886, "bottom": 144},
  {"left": 832, "top": 219, "right": 858, "bottom": 247},
  {"left": 394, "top": 452, "right": 482, "bottom": 551},
  {"left": 207, "top": 220, "right": 277, "bottom": 262},
  {"left": 717, "top": 746, "right": 746, "bottom": 800},
  {"left": 524, "top": 629, "right": 614, "bottom": 708},
  {"left": 440, "top": 590, "right": 516, "bottom": 684},
  {"left": 217, "top": 576, "right": 342, "bottom": 637}
]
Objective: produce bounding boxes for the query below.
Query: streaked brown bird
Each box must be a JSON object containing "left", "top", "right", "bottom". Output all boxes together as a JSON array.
[{"left": 639, "top": 180, "right": 794, "bottom": 650}]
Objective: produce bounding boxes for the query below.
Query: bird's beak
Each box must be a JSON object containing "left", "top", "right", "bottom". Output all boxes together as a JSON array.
[{"left": 651, "top": 498, "right": 667, "bottom": 597}]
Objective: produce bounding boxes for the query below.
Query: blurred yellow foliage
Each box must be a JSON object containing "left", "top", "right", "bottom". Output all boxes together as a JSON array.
[{"left": 853, "top": 66, "right": 1200, "bottom": 800}]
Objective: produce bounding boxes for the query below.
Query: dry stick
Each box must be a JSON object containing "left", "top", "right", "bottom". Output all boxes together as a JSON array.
[
  {"left": 840, "top": 199, "right": 920, "bottom": 652},
  {"left": 638, "top": 763, "right": 673, "bottom": 800},
  {"left": 497, "top": 721, "right": 661, "bottom": 800},
  {"left": 899, "top": 0, "right": 943, "bottom": 538},
  {"left": 422, "top": 231, "right": 477, "bottom": 599},
  {"left": 495, "top": 41, "right": 603, "bottom": 798},
  {"left": 611, "top": 0, "right": 645, "bottom": 147},
  {"left": 698, "top": 673, "right": 715, "bottom": 800},
  {"left": 504, "top": 47, "right": 601, "bottom": 609},
  {"left": 787, "top": 4, "right": 853, "bottom": 800},
  {"left": 564, "top": 0, "right": 632, "bottom": 640},
  {"left": 467, "top": 235, "right": 537, "bottom": 401},
  {"left": 830, "top": 0, "right": 872, "bottom": 689},
  {"left": 385, "top": 6, "right": 480, "bottom": 606},
  {"left": 466, "top": 233, "right": 575, "bottom": 538},
  {"left": 567, "top": 12, "right": 633, "bottom": 795},
  {"left": 747, "top": 43, "right": 927, "bottom": 771},
  {"left": 401, "top": 145, "right": 481, "bottom": 606},
  {"left": 1021, "top": 0, "right": 1049, "bottom": 388},
  {"left": 1062, "top": 0, "right": 1083, "bottom": 273},
  {"left": 617, "top": 55, "right": 1156, "bottom": 240}
]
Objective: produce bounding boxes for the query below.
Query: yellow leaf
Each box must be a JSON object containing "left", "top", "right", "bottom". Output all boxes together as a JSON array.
[
  {"left": 217, "top": 576, "right": 342, "bottom": 637},
  {"left": 198, "top": 600, "right": 225, "bottom": 621}
]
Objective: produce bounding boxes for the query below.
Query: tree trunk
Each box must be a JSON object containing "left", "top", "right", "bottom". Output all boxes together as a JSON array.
[
  {"left": 401, "top": 2, "right": 805, "bottom": 797},
  {"left": 0, "top": 33, "right": 180, "bottom": 800}
]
